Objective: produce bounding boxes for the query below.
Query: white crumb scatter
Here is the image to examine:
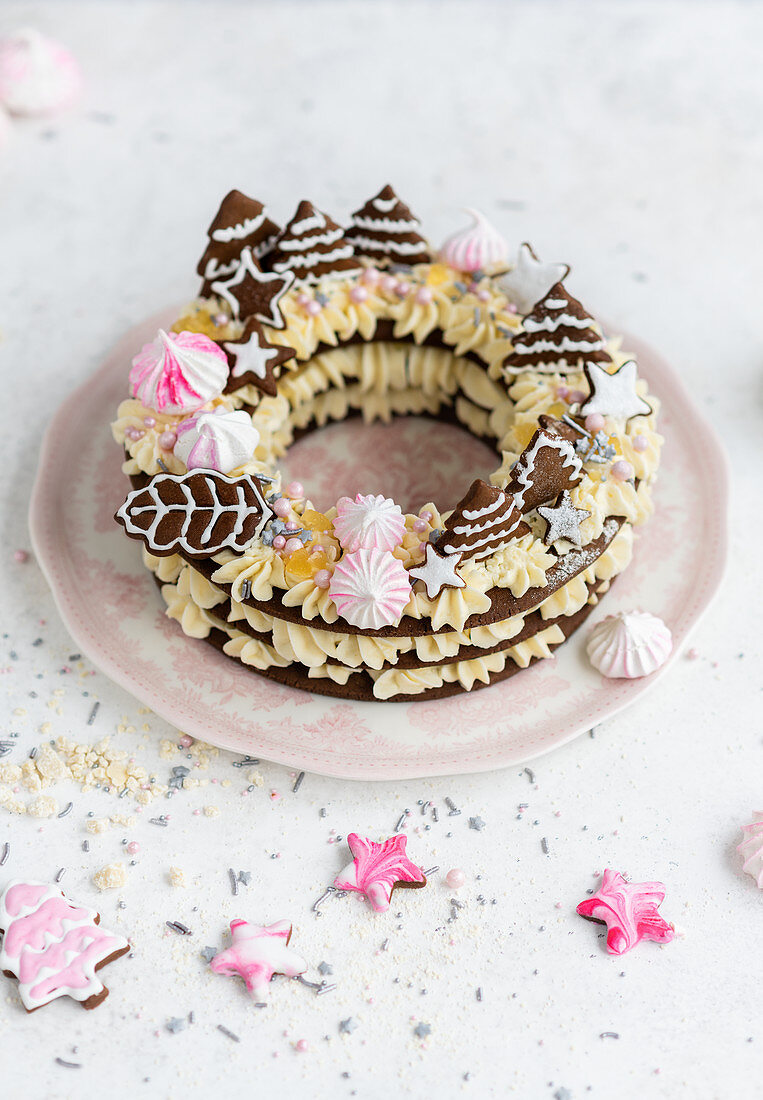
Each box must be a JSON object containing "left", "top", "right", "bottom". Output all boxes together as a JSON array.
[
  {"left": 93, "top": 862, "right": 128, "bottom": 891},
  {"left": 86, "top": 817, "right": 111, "bottom": 834},
  {"left": 135, "top": 789, "right": 152, "bottom": 806},
  {"left": 248, "top": 770, "right": 264, "bottom": 787},
  {"left": 203, "top": 805, "right": 220, "bottom": 818},
  {"left": 12, "top": 707, "right": 27, "bottom": 717},
  {"left": 0, "top": 763, "right": 22, "bottom": 784},
  {"left": 110, "top": 812, "right": 136, "bottom": 828},
  {"left": 220, "top": 779, "right": 231, "bottom": 788},
  {"left": 159, "top": 739, "right": 177, "bottom": 760},
  {"left": 168, "top": 866, "right": 186, "bottom": 888},
  {"left": 0, "top": 786, "right": 26, "bottom": 814},
  {"left": 27, "top": 794, "right": 59, "bottom": 818}
]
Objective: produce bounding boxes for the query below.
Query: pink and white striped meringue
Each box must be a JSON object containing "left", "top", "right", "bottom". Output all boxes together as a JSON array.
[
  {"left": 329, "top": 548, "right": 411, "bottom": 630},
  {"left": 737, "top": 812, "right": 763, "bottom": 889},
  {"left": 173, "top": 409, "right": 259, "bottom": 474},
  {"left": 586, "top": 610, "right": 672, "bottom": 679},
  {"left": 129, "top": 329, "right": 229, "bottom": 415},
  {"left": 0, "top": 29, "right": 82, "bottom": 117},
  {"left": 333, "top": 493, "right": 406, "bottom": 552},
  {"left": 439, "top": 208, "right": 509, "bottom": 273}
]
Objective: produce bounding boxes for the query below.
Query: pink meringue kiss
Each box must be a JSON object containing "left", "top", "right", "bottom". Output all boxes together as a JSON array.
[
  {"left": 332, "top": 493, "right": 406, "bottom": 552},
  {"left": 0, "top": 29, "right": 82, "bottom": 117},
  {"left": 129, "top": 329, "right": 229, "bottom": 415},
  {"left": 173, "top": 409, "right": 259, "bottom": 474},
  {"left": 440, "top": 208, "right": 508, "bottom": 273},
  {"left": 586, "top": 610, "right": 672, "bottom": 679},
  {"left": 329, "top": 548, "right": 411, "bottom": 630}
]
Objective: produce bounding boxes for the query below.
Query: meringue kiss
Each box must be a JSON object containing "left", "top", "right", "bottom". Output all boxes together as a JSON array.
[
  {"left": 129, "top": 329, "right": 229, "bottom": 415},
  {"left": 586, "top": 610, "right": 673, "bottom": 679}
]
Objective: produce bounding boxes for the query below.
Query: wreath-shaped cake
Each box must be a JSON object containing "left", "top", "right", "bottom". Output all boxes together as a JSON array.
[{"left": 112, "top": 185, "right": 661, "bottom": 701}]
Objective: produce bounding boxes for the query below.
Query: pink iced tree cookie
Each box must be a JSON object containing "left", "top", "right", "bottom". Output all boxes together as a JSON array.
[
  {"left": 576, "top": 868, "right": 675, "bottom": 955},
  {"left": 0, "top": 880, "right": 130, "bottom": 1012},
  {"left": 334, "top": 833, "right": 427, "bottom": 913},
  {"left": 209, "top": 918, "right": 307, "bottom": 1001}
]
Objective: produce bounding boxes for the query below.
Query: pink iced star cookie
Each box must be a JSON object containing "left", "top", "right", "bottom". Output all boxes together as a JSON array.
[
  {"left": 209, "top": 919, "right": 307, "bottom": 1001},
  {"left": 334, "top": 833, "right": 427, "bottom": 913},
  {"left": 576, "top": 868, "right": 674, "bottom": 955}
]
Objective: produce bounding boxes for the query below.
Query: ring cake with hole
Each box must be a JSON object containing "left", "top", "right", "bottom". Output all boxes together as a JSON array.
[{"left": 112, "top": 186, "right": 661, "bottom": 701}]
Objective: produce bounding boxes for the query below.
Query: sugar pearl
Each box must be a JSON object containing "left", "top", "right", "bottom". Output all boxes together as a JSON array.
[
  {"left": 143, "top": 416, "right": 156, "bottom": 428},
  {"left": 306, "top": 300, "right": 322, "bottom": 316},
  {"left": 285, "top": 521, "right": 298, "bottom": 533},
  {"left": 445, "top": 868, "right": 466, "bottom": 889},
  {"left": 313, "top": 569, "right": 331, "bottom": 589},
  {"left": 585, "top": 413, "right": 605, "bottom": 432},
  {"left": 213, "top": 313, "right": 228, "bottom": 327},
  {"left": 418, "top": 541, "right": 428, "bottom": 554},
  {"left": 415, "top": 286, "right": 433, "bottom": 305},
  {"left": 477, "top": 288, "right": 490, "bottom": 302},
  {"left": 361, "top": 267, "right": 380, "bottom": 286},
  {"left": 126, "top": 841, "right": 140, "bottom": 856},
  {"left": 568, "top": 389, "right": 586, "bottom": 404},
  {"left": 350, "top": 285, "right": 368, "bottom": 304},
  {"left": 273, "top": 535, "right": 286, "bottom": 550},
  {"left": 295, "top": 1040, "right": 309, "bottom": 1054},
  {"left": 413, "top": 518, "right": 427, "bottom": 533},
  {"left": 158, "top": 430, "right": 176, "bottom": 450},
  {"left": 381, "top": 275, "right": 398, "bottom": 294},
  {"left": 420, "top": 510, "right": 433, "bottom": 522},
  {"left": 273, "top": 497, "right": 291, "bottom": 518},
  {"left": 285, "top": 481, "right": 304, "bottom": 498},
  {"left": 284, "top": 537, "right": 302, "bottom": 555},
  {"left": 395, "top": 280, "right": 410, "bottom": 297},
  {"left": 297, "top": 293, "right": 311, "bottom": 307},
  {"left": 632, "top": 434, "right": 648, "bottom": 453},
  {"left": 13, "top": 549, "right": 28, "bottom": 563},
  {"left": 557, "top": 385, "right": 570, "bottom": 400},
  {"left": 611, "top": 459, "right": 634, "bottom": 481},
  {"left": 178, "top": 734, "right": 193, "bottom": 748}
]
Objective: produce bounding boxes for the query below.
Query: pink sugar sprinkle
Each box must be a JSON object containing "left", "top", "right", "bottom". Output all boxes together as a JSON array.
[
  {"left": 687, "top": 647, "right": 699, "bottom": 660},
  {"left": 270, "top": 791, "right": 281, "bottom": 800},
  {"left": 13, "top": 549, "right": 28, "bottom": 563},
  {"left": 193, "top": 809, "right": 201, "bottom": 815},
  {"left": 295, "top": 1040, "right": 308, "bottom": 1053},
  {"left": 178, "top": 734, "right": 193, "bottom": 748}
]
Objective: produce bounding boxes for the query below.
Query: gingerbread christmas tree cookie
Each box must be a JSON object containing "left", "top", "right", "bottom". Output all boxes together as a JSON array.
[{"left": 0, "top": 880, "right": 129, "bottom": 1012}]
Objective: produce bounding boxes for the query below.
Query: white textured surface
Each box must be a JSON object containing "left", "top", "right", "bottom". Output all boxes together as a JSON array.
[{"left": 0, "top": 2, "right": 761, "bottom": 1098}]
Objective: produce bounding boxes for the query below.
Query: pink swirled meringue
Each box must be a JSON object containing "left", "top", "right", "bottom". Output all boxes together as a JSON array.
[
  {"left": 586, "top": 610, "right": 672, "bottom": 678},
  {"left": 737, "top": 812, "right": 763, "bottom": 889},
  {"left": 329, "top": 547, "right": 411, "bottom": 629},
  {"left": 439, "top": 208, "right": 509, "bottom": 273},
  {"left": 129, "top": 329, "right": 229, "bottom": 415},
  {"left": 173, "top": 409, "right": 259, "bottom": 474},
  {"left": 333, "top": 493, "right": 406, "bottom": 552},
  {"left": 0, "top": 29, "right": 82, "bottom": 116}
]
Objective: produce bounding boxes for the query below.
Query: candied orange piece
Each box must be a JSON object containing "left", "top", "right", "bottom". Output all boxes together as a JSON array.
[
  {"left": 285, "top": 547, "right": 328, "bottom": 580},
  {"left": 301, "top": 509, "right": 333, "bottom": 534},
  {"left": 512, "top": 421, "right": 538, "bottom": 451},
  {"left": 426, "top": 263, "right": 451, "bottom": 287}
]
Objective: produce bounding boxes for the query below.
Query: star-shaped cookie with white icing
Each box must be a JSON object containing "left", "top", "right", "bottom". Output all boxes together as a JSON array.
[
  {"left": 500, "top": 242, "right": 570, "bottom": 314},
  {"left": 223, "top": 318, "right": 295, "bottom": 396},
  {"left": 581, "top": 360, "right": 652, "bottom": 422},
  {"left": 409, "top": 543, "right": 466, "bottom": 598},
  {"left": 211, "top": 247, "right": 294, "bottom": 328}
]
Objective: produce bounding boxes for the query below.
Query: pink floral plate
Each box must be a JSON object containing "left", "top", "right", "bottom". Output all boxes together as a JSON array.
[{"left": 29, "top": 310, "right": 728, "bottom": 779}]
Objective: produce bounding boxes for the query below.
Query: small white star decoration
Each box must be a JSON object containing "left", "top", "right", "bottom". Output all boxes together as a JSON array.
[
  {"left": 409, "top": 543, "right": 466, "bottom": 598},
  {"left": 500, "top": 242, "right": 570, "bottom": 314}
]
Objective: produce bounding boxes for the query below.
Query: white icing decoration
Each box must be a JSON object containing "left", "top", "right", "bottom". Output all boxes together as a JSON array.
[
  {"left": 290, "top": 210, "right": 326, "bottom": 235},
  {"left": 371, "top": 195, "right": 398, "bottom": 213},
  {"left": 272, "top": 244, "right": 355, "bottom": 273},
  {"left": 500, "top": 242, "right": 570, "bottom": 313},
  {"left": 348, "top": 235, "right": 425, "bottom": 257},
  {"left": 212, "top": 212, "right": 267, "bottom": 243},
  {"left": 409, "top": 544, "right": 466, "bottom": 598},
  {"left": 512, "top": 435, "right": 583, "bottom": 511},
  {"left": 116, "top": 471, "right": 272, "bottom": 555},
  {"left": 581, "top": 361, "right": 652, "bottom": 421},
  {"left": 352, "top": 215, "right": 420, "bottom": 234},
  {"left": 210, "top": 247, "right": 294, "bottom": 328},
  {"left": 224, "top": 329, "right": 280, "bottom": 380}
]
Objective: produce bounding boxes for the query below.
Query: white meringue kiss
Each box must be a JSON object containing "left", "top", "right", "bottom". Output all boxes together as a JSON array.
[
  {"left": 586, "top": 610, "right": 672, "bottom": 679},
  {"left": 173, "top": 409, "right": 259, "bottom": 474}
]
